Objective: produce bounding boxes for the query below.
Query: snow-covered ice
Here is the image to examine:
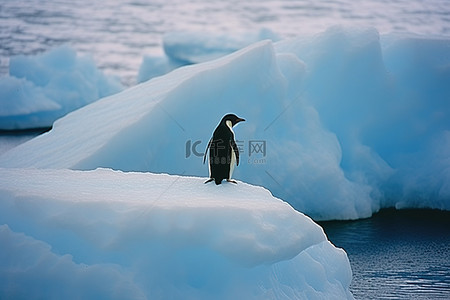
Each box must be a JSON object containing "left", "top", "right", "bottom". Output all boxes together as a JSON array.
[
  {"left": 0, "top": 32, "right": 355, "bottom": 298},
  {"left": 1, "top": 25, "right": 449, "bottom": 297},
  {"left": 0, "top": 168, "right": 353, "bottom": 299},
  {"left": 0, "top": 46, "right": 123, "bottom": 130},
  {"left": 1, "top": 0, "right": 449, "bottom": 295},
  {"left": 2, "top": 26, "right": 449, "bottom": 220}
]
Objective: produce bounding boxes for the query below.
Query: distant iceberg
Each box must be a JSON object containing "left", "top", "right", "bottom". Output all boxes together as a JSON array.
[
  {"left": 1, "top": 26, "right": 449, "bottom": 220},
  {"left": 0, "top": 168, "right": 353, "bottom": 299},
  {"left": 0, "top": 46, "right": 123, "bottom": 130},
  {"left": 138, "top": 28, "right": 280, "bottom": 82}
]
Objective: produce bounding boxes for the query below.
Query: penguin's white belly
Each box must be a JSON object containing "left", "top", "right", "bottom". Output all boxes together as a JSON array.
[
  {"left": 229, "top": 148, "right": 236, "bottom": 179},
  {"left": 208, "top": 155, "right": 212, "bottom": 177}
]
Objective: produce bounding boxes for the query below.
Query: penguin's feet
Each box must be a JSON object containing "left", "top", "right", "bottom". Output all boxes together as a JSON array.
[
  {"left": 204, "top": 178, "right": 214, "bottom": 184},
  {"left": 226, "top": 179, "right": 237, "bottom": 184}
]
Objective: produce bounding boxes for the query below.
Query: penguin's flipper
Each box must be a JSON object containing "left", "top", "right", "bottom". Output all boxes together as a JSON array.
[
  {"left": 231, "top": 140, "right": 240, "bottom": 166},
  {"left": 203, "top": 138, "right": 212, "bottom": 164},
  {"left": 204, "top": 178, "right": 214, "bottom": 184}
]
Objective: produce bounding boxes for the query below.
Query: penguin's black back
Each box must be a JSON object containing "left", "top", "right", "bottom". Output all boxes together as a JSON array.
[{"left": 209, "top": 123, "right": 234, "bottom": 184}]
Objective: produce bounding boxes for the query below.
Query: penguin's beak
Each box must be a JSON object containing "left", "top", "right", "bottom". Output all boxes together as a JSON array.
[{"left": 237, "top": 118, "right": 245, "bottom": 123}]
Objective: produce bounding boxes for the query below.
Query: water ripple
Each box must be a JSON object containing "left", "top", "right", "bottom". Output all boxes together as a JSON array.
[
  {"left": 1, "top": 0, "right": 450, "bottom": 86},
  {"left": 321, "top": 209, "right": 450, "bottom": 299}
]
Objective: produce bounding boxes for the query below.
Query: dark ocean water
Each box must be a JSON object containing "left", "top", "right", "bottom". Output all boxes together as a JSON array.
[{"left": 320, "top": 209, "right": 450, "bottom": 299}]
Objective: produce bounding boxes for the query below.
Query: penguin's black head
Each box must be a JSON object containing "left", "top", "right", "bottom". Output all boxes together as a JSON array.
[{"left": 221, "top": 113, "right": 245, "bottom": 128}]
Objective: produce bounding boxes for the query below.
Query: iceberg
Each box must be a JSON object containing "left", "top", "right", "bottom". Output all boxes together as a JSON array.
[
  {"left": 138, "top": 29, "right": 280, "bottom": 82},
  {"left": 0, "top": 168, "right": 353, "bottom": 299},
  {"left": 1, "top": 26, "right": 449, "bottom": 220},
  {"left": 0, "top": 46, "right": 123, "bottom": 130},
  {"left": 163, "top": 29, "right": 280, "bottom": 64}
]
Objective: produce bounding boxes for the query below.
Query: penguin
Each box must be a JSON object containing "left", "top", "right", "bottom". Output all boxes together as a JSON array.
[{"left": 203, "top": 114, "right": 245, "bottom": 184}]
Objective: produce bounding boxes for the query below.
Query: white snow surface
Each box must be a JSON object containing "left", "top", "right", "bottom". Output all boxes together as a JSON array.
[
  {"left": 0, "top": 167, "right": 352, "bottom": 299},
  {"left": 1, "top": 26, "right": 449, "bottom": 220}
]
